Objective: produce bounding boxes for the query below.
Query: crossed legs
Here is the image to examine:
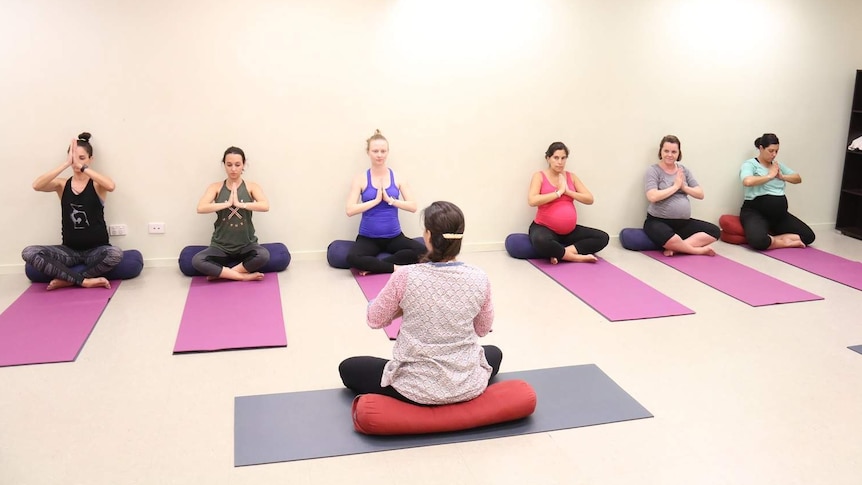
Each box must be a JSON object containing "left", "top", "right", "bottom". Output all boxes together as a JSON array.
[
  {"left": 644, "top": 216, "right": 719, "bottom": 256},
  {"left": 191, "top": 244, "right": 270, "bottom": 281},
  {"left": 529, "top": 223, "right": 609, "bottom": 264},
  {"left": 339, "top": 345, "right": 504, "bottom": 404},
  {"left": 22, "top": 244, "right": 121, "bottom": 290}
]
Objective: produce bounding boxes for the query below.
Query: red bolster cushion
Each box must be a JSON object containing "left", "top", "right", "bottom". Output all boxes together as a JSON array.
[
  {"left": 352, "top": 379, "right": 537, "bottom": 435},
  {"left": 718, "top": 214, "right": 747, "bottom": 245}
]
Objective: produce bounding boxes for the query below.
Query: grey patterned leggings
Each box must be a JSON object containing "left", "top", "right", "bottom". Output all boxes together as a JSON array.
[{"left": 22, "top": 244, "right": 123, "bottom": 285}]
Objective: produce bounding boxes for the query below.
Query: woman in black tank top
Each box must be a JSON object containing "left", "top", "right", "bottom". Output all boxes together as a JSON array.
[{"left": 22, "top": 133, "right": 121, "bottom": 290}]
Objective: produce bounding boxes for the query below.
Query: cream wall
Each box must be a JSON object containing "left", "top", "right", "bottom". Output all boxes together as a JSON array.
[{"left": 3, "top": 0, "right": 861, "bottom": 269}]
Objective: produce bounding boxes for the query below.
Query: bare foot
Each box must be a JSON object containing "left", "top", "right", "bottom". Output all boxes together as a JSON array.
[
  {"left": 663, "top": 249, "right": 675, "bottom": 257},
  {"left": 47, "top": 279, "right": 74, "bottom": 291},
  {"left": 357, "top": 270, "right": 370, "bottom": 276},
  {"left": 786, "top": 235, "right": 806, "bottom": 248},
  {"left": 775, "top": 234, "right": 806, "bottom": 249},
  {"left": 81, "top": 277, "right": 111, "bottom": 289},
  {"left": 550, "top": 257, "right": 559, "bottom": 265},
  {"left": 560, "top": 245, "right": 598, "bottom": 263},
  {"left": 242, "top": 272, "right": 265, "bottom": 281}
]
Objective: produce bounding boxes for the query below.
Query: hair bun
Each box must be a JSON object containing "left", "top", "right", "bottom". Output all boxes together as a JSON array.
[
  {"left": 365, "top": 129, "right": 387, "bottom": 148},
  {"left": 77, "top": 132, "right": 92, "bottom": 142}
]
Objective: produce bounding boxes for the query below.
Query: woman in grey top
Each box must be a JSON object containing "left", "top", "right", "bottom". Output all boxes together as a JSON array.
[{"left": 643, "top": 135, "right": 719, "bottom": 256}]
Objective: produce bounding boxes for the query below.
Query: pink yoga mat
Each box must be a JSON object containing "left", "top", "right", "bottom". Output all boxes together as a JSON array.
[
  {"left": 643, "top": 252, "right": 823, "bottom": 306},
  {"left": 174, "top": 275, "right": 287, "bottom": 353},
  {"left": 757, "top": 247, "right": 862, "bottom": 291},
  {"left": 351, "top": 270, "right": 400, "bottom": 340},
  {"left": 528, "top": 258, "right": 694, "bottom": 321},
  {"left": 0, "top": 282, "right": 120, "bottom": 367}
]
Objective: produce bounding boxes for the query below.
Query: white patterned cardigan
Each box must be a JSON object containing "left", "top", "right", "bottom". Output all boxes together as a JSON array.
[{"left": 367, "top": 261, "right": 495, "bottom": 405}]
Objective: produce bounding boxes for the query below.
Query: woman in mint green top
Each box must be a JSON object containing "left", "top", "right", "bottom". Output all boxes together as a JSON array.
[
  {"left": 192, "top": 146, "right": 271, "bottom": 281},
  {"left": 739, "top": 133, "right": 814, "bottom": 250}
]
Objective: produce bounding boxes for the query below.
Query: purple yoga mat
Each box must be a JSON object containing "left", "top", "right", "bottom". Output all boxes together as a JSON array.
[
  {"left": 173, "top": 275, "right": 287, "bottom": 353},
  {"left": 528, "top": 258, "right": 694, "bottom": 321},
  {"left": 643, "top": 251, "right": 823, "bottom": 306},
  {"left": 758, "top": 247, "right": 862, "bottom": 291},
  {"left": 351, "top": 270, "right": 400, "bottom": 340},
  {"left": 0, "top": 282, "right": 120, "bottom": 367}
]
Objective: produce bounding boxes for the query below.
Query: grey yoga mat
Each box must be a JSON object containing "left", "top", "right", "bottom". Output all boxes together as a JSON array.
[
  {"left": 234, "top": 364, "right": 653, "bottom": 466},
  {"left": 849, "top": 345, "right": 862, "bottom": 355}
]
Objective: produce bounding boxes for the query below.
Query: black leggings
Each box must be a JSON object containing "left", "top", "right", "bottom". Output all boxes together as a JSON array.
[
  {"left": 346, "top": 233, "right": 426, "bottom": 274},
  {"left": 338, "top": 345, "right": 503, "bottom": 405},
  {"left": 642, "top": 214, "right": 720, "bottom": 247},
  {"left": 528, "top": 222, "right": 609, "bottom": 260},
  {"left": 740, "top": 195, "right": 815, "bottom": 250},
  {"left": 191, "top": 243, "right": 270, "bottom": 277}
]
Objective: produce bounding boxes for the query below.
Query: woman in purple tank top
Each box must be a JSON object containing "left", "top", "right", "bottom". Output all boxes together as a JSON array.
[{"left": 344, "top": 130, "right": 426, "bottom": 275}]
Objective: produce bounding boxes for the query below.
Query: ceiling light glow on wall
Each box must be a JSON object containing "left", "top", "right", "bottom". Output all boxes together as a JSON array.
[{"left": 383, "top": 0, "right": 550, "bottom": 65}]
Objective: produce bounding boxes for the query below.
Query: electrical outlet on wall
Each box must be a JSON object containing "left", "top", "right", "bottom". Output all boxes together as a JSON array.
[{"left": 148, "top": 222, "right": 165, "bottom": 234}]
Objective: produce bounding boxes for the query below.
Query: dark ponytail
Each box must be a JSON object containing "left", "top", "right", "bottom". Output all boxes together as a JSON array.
[{"left": 421, "top": 201, "right": 465, "bottom": 263}]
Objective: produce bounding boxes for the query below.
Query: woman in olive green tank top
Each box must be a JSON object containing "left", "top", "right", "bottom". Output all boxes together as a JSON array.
[{"left": 192, "top": 146, "right": 271, "bottom": 281}]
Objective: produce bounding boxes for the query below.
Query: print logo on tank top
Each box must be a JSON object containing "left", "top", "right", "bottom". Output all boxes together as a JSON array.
[{"left": 69, "top": 203, "right": 90, "bottom": 229}]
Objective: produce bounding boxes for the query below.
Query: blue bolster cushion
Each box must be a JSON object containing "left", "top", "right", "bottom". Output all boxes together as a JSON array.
[
  {"left": 504, "top": 233, "right": 539, "bottom": 260},
  {"left": 326, "top": 237, "right": 425, "bottom": 269},
  {"left": 326, "top": 240, "right": 355, "bottom": 269},
  {"left": 178, "top": 242, "right": 290, "bottom": 277},
  {"left": 619, "top": 228, "right": 661, "bottom": 251},
  {"left": 25, "top": 249, "right": 144, "bottom": 283}
]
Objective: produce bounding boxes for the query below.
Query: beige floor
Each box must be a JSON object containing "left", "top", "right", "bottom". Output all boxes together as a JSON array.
[{"left": 1, "top": 230, "right": 861, "bottom": 485}]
